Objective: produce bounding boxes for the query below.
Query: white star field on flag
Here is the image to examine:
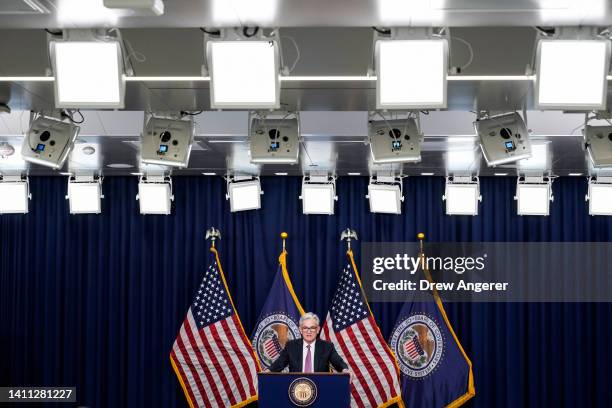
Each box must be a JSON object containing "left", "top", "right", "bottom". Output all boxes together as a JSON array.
[
  {"left": 329, "top": 263, "right": 369, "bottom": 331},
  {"left": 192, "top": 261, "right": 232, "bottom": 328}
]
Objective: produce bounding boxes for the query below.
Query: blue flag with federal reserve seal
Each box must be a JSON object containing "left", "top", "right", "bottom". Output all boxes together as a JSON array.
[
  {"left": 389, "top": 291, "right": 475, "bottom": 407},
  {"left": 251, "top": 250, "right": 305, "bottom": 369}
]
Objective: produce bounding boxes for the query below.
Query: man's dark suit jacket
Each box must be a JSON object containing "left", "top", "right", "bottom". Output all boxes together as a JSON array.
[{"left": 268, "top": 339, "right": 348, "bottom": 373}]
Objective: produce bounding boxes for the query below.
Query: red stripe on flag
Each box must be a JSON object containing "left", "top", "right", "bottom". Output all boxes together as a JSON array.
[
  {"left": 176, "top": 329, "right": 217, "bottom": 406},
  {"left": 357, "top": 319, "right": 397, "bottom": 394},
  {"left": 183, "top": 317, "right": 229, "bottom": 406},
  {"left": 345, "top": 325, "right": 390, "bottom": 402},
  {"left": 333, "top": 324, "right": 378, "bottom": 407},
  {"left": 229, "top": 315, "right": 261, "bottom": 396},
  {"left": 175, "top": 329, "right": 210, "bottom": 405},
  {"left": 170, "top": 349, "right": 201, "bottom": 407},
  {"left": 220, "top": 318, "right": 257, "bottom": 397},
  {"left": 367, "top": 316, "right": 401, "bottom": 374},
  {"left": 233, "top": 315, "right": 260, "bottom": 364},
  {"left": 361, "top": 318, "right": 399, "bottom": 380},
  {"left": 323, "top": 320, "right": 366, "bottom": 408},
  {"left": 209, "top": 323, "right": 248, "bottom": 402}
]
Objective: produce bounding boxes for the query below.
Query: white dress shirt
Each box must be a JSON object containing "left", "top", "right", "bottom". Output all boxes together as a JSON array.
[{"left": 302, "top": 340, "right": 316, "bottom": 372}]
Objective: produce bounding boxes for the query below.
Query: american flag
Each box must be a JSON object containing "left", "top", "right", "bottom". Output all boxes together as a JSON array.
[
  {"left": 405, "top": 336, "right": 424, "bottom": 360},
  {"left": 320, "top": 251, "right": 403, "bottom": 408},
  {"left": 170, "top": 248, "right": 260, "bottom": 408}
]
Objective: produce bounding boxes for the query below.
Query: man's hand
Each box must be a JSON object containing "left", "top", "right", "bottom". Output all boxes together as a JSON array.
[{"left": 342, "top": 369, "right": 355, "bottom": 384}]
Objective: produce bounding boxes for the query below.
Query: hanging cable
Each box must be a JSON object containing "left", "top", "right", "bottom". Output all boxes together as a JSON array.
[
  {"left": 451, "top": 36, "right": 474, "bottom": 71},
  {"left": 281, "top": 35, "right": 301, "bottom": 73}
]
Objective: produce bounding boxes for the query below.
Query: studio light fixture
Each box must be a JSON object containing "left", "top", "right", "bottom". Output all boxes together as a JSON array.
[
  {"left": 49, "top": 30, "right": 126, "bottom": 109},
  {"left": 514, "top": 176, "right": 553, "bottom": 216},
  {"left": 249, "top": 111, "right": 300, "bottom": 164},
  {"left": 516, "top": 143, "right": 550, "bottom": 175},
  {"left": 21, "top": 113, "right": 80, "bottom": 169},
  {"left": 369, "top": 112, "right": 422, "bottom": 164},
  {"left": 0, "top": 175, "right": 30, "bottom": 214},
  {"left": 137, "top": 175, "right": 173, "bottom": 215},
  {"left": 206, "top": 29, "right": 281, "bottom": 109},
  {"left": 586, "top": 176, "right": 612, "bottom": 216},
  {"left": 226, "top": 175, "right": 262, "bottom": 212},
  {"left": 475, "top": 112, "right": 532, "bottom": 166},
  {"left": 535, "top": 28, "right": 610, "bottom": 110},
  {"left": 445, "top": 138, "right": 480, "bottom": 174},
  {"left": 443, "top": 175, "right": 481, "bottom": 216},
  {"left": 300, "top": 173, "right": 337, "bottom": 215},
  {"left": 375, "top": 28, "right": 448, "bottom": 110},
  {"left": 103, "top": 0, "right": 164, "bottom": 15},
  {"left": 367, "top": 174, "right": 404, "bottom": 214},
  {"left": 66, "top": 175, "right": 103, "bottom": 214},
  {"left": 584, "top": 124, "right": 612, "bottom": 168},
  {"left": 140, "top": 114, "right": 195, "bottom": 168}
]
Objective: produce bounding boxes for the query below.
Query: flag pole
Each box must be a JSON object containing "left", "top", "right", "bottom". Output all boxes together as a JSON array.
[
  {"left": 415, "top": 231, "right": 476, "bottom": 406},
  {"left": 281, "top": 231, "right": 288, "bottom": 252}
]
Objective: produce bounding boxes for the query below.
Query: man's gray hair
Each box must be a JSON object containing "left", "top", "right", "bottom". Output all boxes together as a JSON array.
[{"left": 299, "top": 312, "right": 320, "bottom": 327}]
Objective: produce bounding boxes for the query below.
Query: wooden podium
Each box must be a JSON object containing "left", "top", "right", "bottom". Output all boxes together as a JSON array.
[{"left": 258, "top": 372, "right": 350, "bottom": 407}]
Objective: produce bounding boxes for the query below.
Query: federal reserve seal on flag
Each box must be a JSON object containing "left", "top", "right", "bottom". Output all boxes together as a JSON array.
[
  {"left": 252, "top": 313, "right": 300, "bottom": 368},
  {"left": 390, "top": 313, "right": 444, "bottom": 378}
]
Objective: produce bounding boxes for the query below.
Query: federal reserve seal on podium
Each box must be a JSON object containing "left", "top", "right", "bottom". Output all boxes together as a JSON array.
[{"left": 288, "top": 377, "right": 317, "bottom": 406}]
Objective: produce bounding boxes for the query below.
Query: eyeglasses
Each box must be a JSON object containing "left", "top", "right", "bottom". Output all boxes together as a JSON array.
[{"left": 301, "top": 326, "right": 318, "bottom": 332}]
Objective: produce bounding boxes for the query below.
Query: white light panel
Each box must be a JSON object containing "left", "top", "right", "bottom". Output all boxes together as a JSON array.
[
  {"left": 68, "top": 183, "right": 102, "bottom": 214},
  {"left": 517, "top": 143, "right": 549, "bottom": 171},
  {"left": 446, "top": 147, "right": 478, "bottom": 172},
  {"left": 0, "top": 182, "right": 29, "bottom": 214},
  {"left": 228, "top": 180, "right": 261, "bottom": 212},
  {"left": 138, "top": 183, "right": 171, "bottom": 215},
  {"left": 588, "top": 184, "right": 612, "bottom": 215},
  {"left": 208, "top": 41, "right": 280, "bottom": 109},
  {"left": 301, "top": 184, "right": 335, "bottom": 215},
  {"left": 536, "top": 40, "right": 610, "bottom": 110},
  {"left": 52, "top": 40, "right": 124, "bottom": 108},
  {"left": 368, "top": 184, "right": 402, "bottom": 214},
  {"left": 445, "top": 184, "right": 480, "bottom": 215},
  {"left": 516, "top": 184, "right": 550, "bottom": 216},
  {"left": 376, "top": 39, "right": 447, "bottom": 109}
]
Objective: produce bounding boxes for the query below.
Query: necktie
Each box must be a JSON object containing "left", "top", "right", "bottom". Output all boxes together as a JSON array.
[{"left": 304, "top": 345, "right": 313, "bottom": 372}]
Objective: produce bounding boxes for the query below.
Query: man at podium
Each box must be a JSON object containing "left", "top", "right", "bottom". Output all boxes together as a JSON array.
[{"left": 268, "top": 312, "right": 349, "bottom": 373}]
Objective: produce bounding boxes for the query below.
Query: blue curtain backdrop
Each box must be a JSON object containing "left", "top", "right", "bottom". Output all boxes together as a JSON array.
[{"left": 1, "top": 176, "right": 611, "bottom": 407}]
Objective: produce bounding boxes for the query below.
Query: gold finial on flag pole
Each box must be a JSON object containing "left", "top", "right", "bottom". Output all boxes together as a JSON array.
[
  {"left": 206, "top": 227, "right": 222, "bottom": 248},
  {"left": 340, "top": 228, "right": 359, "bottom": 251},
  {"left": 281, "top": 232, "right": 288, "bottom": 252},
  {"left": 417, "top": 232, "right": 426, "bottom": 268}
]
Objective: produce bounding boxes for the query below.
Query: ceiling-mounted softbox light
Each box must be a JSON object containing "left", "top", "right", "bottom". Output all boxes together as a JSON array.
[
  {"left": 103, "top": 0, "right": 164, "bottom": 15},
  {"left": 535, "top": 28, "right": 610, "bottom": 110},
  {"left": 50, "top": 30, "right": 126, "bottom": 109},
  {"left": 21, "top": 114, "right": 80, "bottom": 170},
  {"left": 140, "top": 115, "right": 195, "bottom": 168},
  {"left": 475, "top": 112, "right": 532, "bottom": 166},
  {"left": 443, "top": 175, "right": 481, "bottom": 216},
  {"left": 375, "top": 28, "right": 448, "bottom": 110},
  {"left": 584, "top": 125, "right": 612, "bottom": 168},
  {"left": 206, "top": 29, "right": 281, "bottom": 109},
  {"left": 249, "top": 112, "right": 300, "bottom": 164},
  {"left": 369, "top": 113, "right": 422, "bottom": 164}
]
